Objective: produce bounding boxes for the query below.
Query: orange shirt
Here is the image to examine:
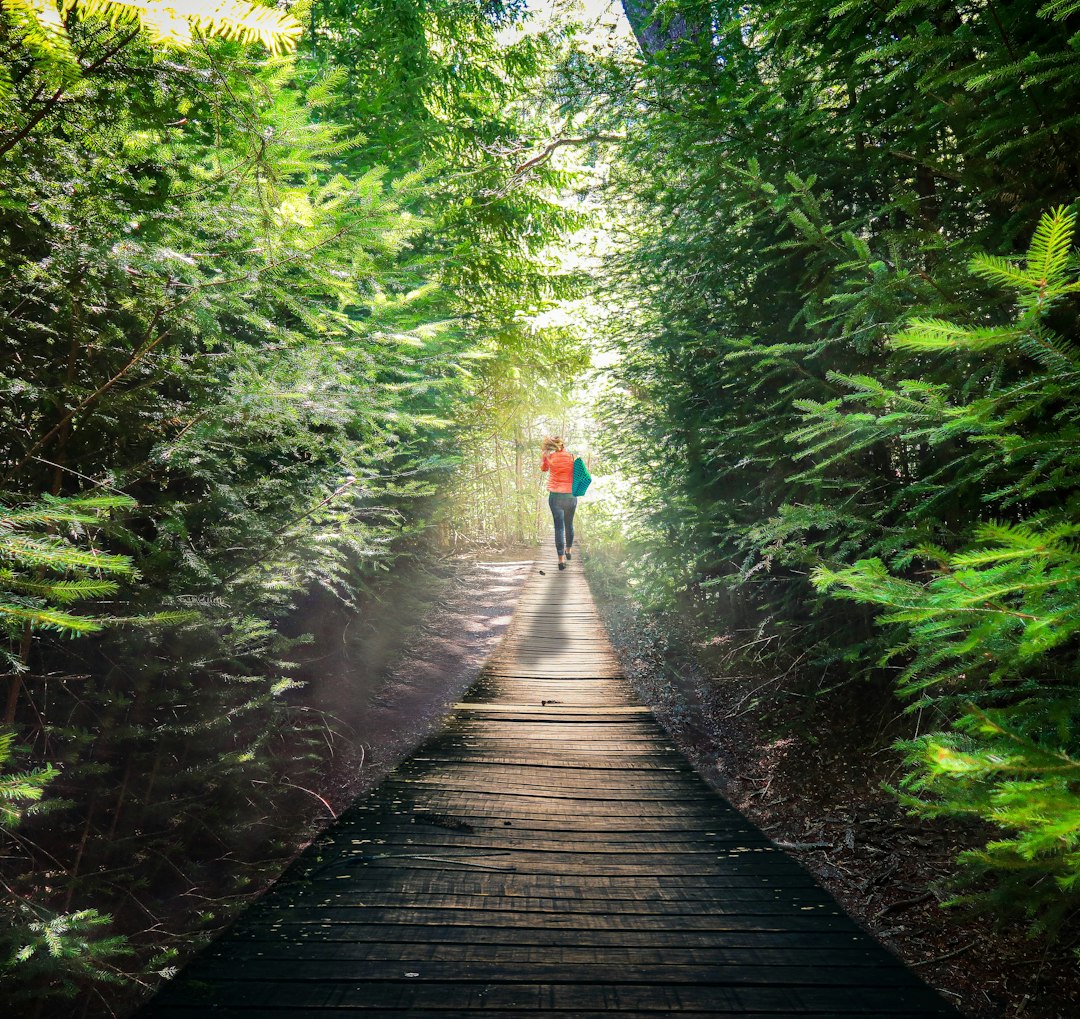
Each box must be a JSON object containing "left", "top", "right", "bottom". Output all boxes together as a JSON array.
[{"left": 541, "top": 450, "right": 574, "bottom": 493}]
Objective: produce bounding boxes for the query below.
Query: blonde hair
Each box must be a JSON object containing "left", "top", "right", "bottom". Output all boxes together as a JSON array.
[{"left": 541, "top": 435, "right": 565, "bottom": 453}]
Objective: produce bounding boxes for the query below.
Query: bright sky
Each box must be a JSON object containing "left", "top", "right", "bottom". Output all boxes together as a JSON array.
[
  {"left": 532, "top": 0, "right": 630, "bottom": 32},
  {"left": 500, "top": 0, "right": 634, "bottom": 47}
]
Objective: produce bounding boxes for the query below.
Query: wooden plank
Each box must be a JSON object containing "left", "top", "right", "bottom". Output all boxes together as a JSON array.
[
  {"left": 389, "top": 770, "right": 713, "bottom": 789},
  {"left": 263, "top": 889, "right": 836, "bottom": 912},
  {"left": 451, "top": 703, "right": 649, "bottom": 713},
  {"left": 339, "top": 813, "right": 759, "bottom": 833},
  {"left": 252, "top": 904, "right": 848, "bottom": 927},
  {"left": 303, "top": 836, "right": 776, "bottom": 856},
  {"left": 149, "top": 1009, "right": 943, "bottom": 1018},
  {"left": 188, "top": 958, "right": 927, "bottom": 988},
  {"left": 294, "top": 870, "right": 823, "bottom": 890},
  {"left": 227, "top": 907, "right": 856, "bottom": 932},
  {"left": 409, "top": 755, "right": 691, "bottom": 770},
  {"left": 302, "top": 862, "right": 819, "bottom": 884},
  {"left": 145, "top": 979, "right": 956, "bottom": 1013},
  {"left": 321, "top": 831, "right": 775, "bottom": 850},
  {"left": 224, "top": 924, "right": 877, "bottom": 949},
  {"left": 350, "top": 806, "right": 789, "bottom": 826},
  {"left": 373, "top": 789, "right": 755, "bottom": 807},
  {"left": 388, "top": 777, "right": 722, "bottom": 797},
  {"left": 203, "top": 941, "right": 890, "bottom": 967},
  {"left": 270, "top": 873, "right": 832, "bottom": 900},
  {"left": 352, "top": 804, "right": 773, "bottom": 824}
]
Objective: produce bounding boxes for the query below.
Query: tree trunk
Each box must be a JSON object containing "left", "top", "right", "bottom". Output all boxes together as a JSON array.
[
  {"left": 620, "top": 0, "right": 704, "bottom": 57},
  {"left": 514, "top": 423, "right": 524, "bottom": 543}
]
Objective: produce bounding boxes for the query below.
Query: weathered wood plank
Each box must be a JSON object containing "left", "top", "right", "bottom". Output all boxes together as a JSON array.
[
  {"left": 187, "top": 958, "right": 929, "bottom": 988},
  {"left": 203, "top": 941, "right": 891, "bottom": 967},
  {"left": 148, "top": 1010, "right": 945, "bottom": 1018},
  {"left": 223, "top": 924, "right": 878, "bottom": 949},
  {"left": 266, "top": 873, "right": 833, "bottom": 901},
  {"left": 227, "top": 908, "right": 855, "bottom": 932},
  {"left": 147, "top": 978, "right": 956, "bottom": 1013}
]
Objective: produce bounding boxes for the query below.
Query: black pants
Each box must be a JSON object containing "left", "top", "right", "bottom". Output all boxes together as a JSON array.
[{"left": 548, "top": 492, "right": 578, "bottom": 556}]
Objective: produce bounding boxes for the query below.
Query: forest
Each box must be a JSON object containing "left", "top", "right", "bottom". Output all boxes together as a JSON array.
[{"left": 2, "top": 0, "right": 1080, "bottom": 1016}]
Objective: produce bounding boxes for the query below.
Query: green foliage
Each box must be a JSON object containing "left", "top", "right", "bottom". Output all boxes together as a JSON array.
[
  {"left": 576, "top": 0, "right": 1080, "bottom": 939},
  {"left": 895, "top": 707, "right": 1080, "bottom": 932},
  {"left": 2, "top": 730, "right": 131, "bottom": 1007},
  {"left": 0, "top": 0, "right": 302, "bottom": 58},
  {"left": 1, "top": 495, "right": 135, "bottom": 668},
  {"left": 810, "top": 209, "right": 1080, "bottom": 929},
  {"left": 2, "top": 904, "right": 132, "bottom": 1005},
  {"left": 0, "top": 1, "right": 585, "bottom": 1014},
  {"left": 300, "top": 0, "right": 592, "bottom": 546},
  {"left": 0, "top": 730, "right": 56, "bottom": 826}
]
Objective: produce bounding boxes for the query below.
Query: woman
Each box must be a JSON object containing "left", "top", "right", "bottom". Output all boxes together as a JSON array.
[{"left": 540, "top": 435, "right": 577, "bottom": 571}]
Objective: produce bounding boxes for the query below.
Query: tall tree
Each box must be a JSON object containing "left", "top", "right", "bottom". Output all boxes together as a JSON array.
[
  {"left": 575, "top": 0, "right": 1080, "bottom": 932},
  {"left": 619, "top": 0, "right": 702, "bottom": 55},
  {"left": 1, "top": 2, "right": 595, "bottom": 1013}
]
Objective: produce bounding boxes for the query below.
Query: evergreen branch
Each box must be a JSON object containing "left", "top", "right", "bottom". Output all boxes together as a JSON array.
[
  {"left": 5, "top": 222, "right": 360, "bottom": 485},
  {"left": 0, "top": 603, "right": 105, "bottom": 633},
  {"left": 0, "top": 29, "right": 141, "bottom": 161}
]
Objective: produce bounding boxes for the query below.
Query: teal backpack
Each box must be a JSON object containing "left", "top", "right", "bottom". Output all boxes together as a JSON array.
[{"left": 571, "top": 456, "right": 592, "bottom": 497}]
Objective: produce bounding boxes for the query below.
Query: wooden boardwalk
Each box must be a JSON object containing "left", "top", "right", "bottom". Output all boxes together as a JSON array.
[{"left": 142, "top": 559, "right": 960, "bottom": 1017}]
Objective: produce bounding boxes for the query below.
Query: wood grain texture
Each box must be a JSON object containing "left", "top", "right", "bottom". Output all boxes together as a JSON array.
[{"left": 140, "top": 554, "right": 960, "bottom": 1017}]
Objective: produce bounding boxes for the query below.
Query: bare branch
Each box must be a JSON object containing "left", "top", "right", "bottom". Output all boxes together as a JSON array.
[{"left": 514, "top": 133, "right": 626, "bottom": 174}]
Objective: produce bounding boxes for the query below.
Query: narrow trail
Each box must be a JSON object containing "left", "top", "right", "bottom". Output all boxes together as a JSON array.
[{"left": 141, "top": 556, "right": 960, "bottom": 1017}]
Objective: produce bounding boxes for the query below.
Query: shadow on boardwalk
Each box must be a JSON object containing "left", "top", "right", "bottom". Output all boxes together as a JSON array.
[{"left": 140, "top": 555, "right": 962, "bottom": 1018}]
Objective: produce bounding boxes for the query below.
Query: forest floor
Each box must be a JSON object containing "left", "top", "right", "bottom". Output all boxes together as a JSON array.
[
  {"left": 126, "top": 547, "right": 534, "bottom": 1018},
  {"left": 306, "top": 545, "right": 535, "bottom": 814},
  {"left": 587, "top": 567, "right": 1080, "bottom": 1019}
]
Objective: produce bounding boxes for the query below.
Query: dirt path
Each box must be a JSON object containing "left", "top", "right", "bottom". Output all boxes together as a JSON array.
[{"left": 337, "top": 550, "right": 535, "bottom": 800}]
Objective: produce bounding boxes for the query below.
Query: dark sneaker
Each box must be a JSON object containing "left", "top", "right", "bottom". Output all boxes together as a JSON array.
[
  {"left": 565, "top": 550, "right": 572, "bottom": 561},
  {"left": 558, "top": 562, "right": 567, "bottom": 571}
]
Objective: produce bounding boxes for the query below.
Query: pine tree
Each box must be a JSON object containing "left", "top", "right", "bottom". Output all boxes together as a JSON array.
[
  {"left": 1, "top": 2, "right": 594, "bottom": 1013},
  {"left": 813, "top": 208, "right": 1080, "bottom": 929},
  {"left": 574, "top": 0, "right": 1080, "bottom": 940}
]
